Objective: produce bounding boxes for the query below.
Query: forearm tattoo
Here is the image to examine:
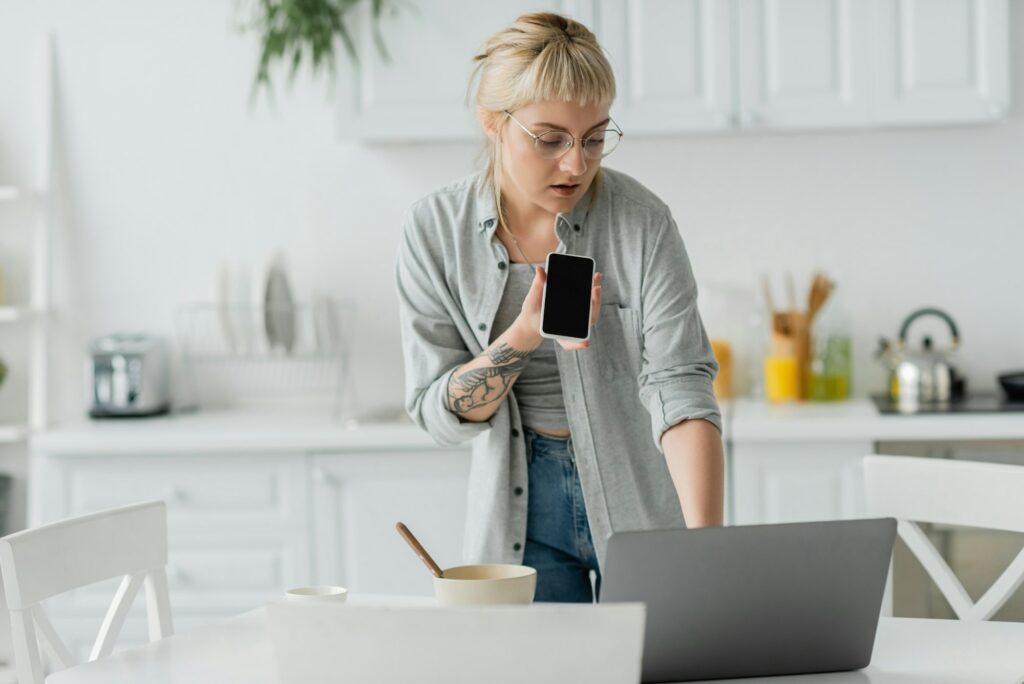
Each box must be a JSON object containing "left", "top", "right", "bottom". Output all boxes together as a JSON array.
[{"left": 448, "top": 343, "right": 535, "bottom": 415}]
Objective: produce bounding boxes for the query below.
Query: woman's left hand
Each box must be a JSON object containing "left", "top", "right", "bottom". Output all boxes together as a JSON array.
[{"left": 557, "top": 272, "right": 602, "bottom": 351}]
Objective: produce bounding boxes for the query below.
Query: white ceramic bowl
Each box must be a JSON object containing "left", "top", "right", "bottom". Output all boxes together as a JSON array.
[{"left": 433, "top": 564, "right": 537, "bottom": 606}]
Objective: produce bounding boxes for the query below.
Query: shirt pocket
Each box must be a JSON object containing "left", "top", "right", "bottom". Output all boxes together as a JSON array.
[{"left": 597, "top": 304, "right": 644, "bottom": 382}]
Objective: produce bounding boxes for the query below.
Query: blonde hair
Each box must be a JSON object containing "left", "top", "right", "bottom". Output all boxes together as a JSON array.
[{"left": 469, "top": 13, "right": 616, "bottom": 227}]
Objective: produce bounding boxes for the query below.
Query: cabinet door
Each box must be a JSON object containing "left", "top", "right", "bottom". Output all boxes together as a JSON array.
[
  {"left": 311, "top": 449, "right": 472, "bottom": 595},
  {"left": 737, "top": 0, "right": 870, "bottom": 129},
  {"left": 595, "top": 0, "right": 734, "bottom": 134},
  {"left": 336, "top": 2, "right": 574, "bottom": 141},
  {"left": 731, "top": 440, "right": 872, "bottom": 525},
  {"left": 870, "top": 0, "right": 1009, "bottom": 124},
  {"left": 30, "top": 453, "right": 310, "bottom": 649}
]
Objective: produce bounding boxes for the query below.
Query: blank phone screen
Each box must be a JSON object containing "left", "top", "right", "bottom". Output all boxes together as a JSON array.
[{"left": 542, "top": 253, "right": 594, "bottom": 339}]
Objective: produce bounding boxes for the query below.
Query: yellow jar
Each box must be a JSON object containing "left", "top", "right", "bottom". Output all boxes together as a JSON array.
[{"left": 764, "top": 355, "right": 798, "bottom": 403}]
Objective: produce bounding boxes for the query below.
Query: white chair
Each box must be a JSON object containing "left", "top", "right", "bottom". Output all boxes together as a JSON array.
[
  {"left": 863, "top": 455, "right": 1024, "bottom": 621},
  {"left": 0, "top": 501, "right": 174, "bottom": 684}
]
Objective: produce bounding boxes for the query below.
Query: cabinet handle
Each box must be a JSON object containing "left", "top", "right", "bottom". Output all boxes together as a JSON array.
[
  {"left": 314, "top": 468, "right": 338, "bottom": 486},
  {"left": 168, "top": 565, "right": 189, "bottom": 586},
  {"left": 165, "top": 487, "right": 188, "bottom": 503},
  {"left": 742, "top": 110, "right": 764, "bottom": 126}
]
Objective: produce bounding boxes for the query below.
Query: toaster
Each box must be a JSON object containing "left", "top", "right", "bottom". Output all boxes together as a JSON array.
[{"left": 87, "top": 333, "right": 171, "bottom": 418}]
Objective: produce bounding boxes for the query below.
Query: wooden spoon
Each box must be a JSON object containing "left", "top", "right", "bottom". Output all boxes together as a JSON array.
[
  {"left": 395, "top": 522, "right": 444, "bottom": 578},
  {"left": 807, "top": 273, "right": 833, "bottom": 322}
]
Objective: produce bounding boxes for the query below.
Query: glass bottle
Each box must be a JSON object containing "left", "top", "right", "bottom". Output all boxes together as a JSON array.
[{"left": 809, "top": 288, "right": 852, "bottom": 401}]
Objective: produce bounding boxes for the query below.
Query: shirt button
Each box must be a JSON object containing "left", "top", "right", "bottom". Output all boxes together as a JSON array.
[
  {"left": 498, "top": 261, "right": 507, "bottom": 270},
  {"left": 573, "top": 224, "right": 581, "bottom": 232},
  {"left": 478, "top": 323, "right": 486, "bottom": 331},
  {"left": 513, "top": 542, "right": 522, "bottom": 552},
  {"left": 511, "top": 428, "right": 520, "bottom": 438},
  {"left": 514, "top": 486, "right": 524, "bottom": 496}
]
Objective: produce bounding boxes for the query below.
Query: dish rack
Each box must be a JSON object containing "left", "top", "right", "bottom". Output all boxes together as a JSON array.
[{"left": 174, "top": 299, "right": 356, "bottom": 418}]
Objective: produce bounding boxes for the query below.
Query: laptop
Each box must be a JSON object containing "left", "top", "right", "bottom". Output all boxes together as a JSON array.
[
  {"left": 266, "top": 600, "right": 646, "bottom": 684},
  {"left": 600, "top": 518, "right": 897, "bottom": 683}
]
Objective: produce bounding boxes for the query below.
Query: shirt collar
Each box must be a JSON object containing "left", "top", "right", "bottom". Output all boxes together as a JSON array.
[{"left": 476, "top": 182, "right": 594, "bottom": 237}]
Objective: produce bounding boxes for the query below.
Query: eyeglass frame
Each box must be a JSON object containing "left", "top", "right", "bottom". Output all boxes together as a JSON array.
[{"left": 502, "top": 109, "right": 624, "bottom": 160}]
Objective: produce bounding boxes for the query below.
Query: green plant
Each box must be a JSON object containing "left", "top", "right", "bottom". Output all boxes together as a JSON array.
[{"left": 242, "top": 0, "right": 401, "bottom": 95}]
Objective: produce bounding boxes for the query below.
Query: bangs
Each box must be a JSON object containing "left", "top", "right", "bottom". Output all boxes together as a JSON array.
[{"left": 511, "top": 41, "right": 616, "bottom": 107}]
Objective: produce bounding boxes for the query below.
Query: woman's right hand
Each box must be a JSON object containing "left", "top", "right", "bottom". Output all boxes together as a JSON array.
[{"left": 514, "top": 266, "right": 602, "bottom": 351}]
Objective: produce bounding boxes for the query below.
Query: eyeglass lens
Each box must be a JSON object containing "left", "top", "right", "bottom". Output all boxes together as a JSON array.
[{"left": 535, "top": 130, "right": 621, "bottom": 160}]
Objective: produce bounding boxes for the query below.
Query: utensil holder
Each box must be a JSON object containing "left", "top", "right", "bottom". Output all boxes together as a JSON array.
[{"left": 771, "top": 310, "right": 810, "bottom": 400}]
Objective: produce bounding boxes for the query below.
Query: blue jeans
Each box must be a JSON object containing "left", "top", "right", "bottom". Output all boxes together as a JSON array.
[{"left": 522, "top": 428, "right": 601, "bottom": 603}]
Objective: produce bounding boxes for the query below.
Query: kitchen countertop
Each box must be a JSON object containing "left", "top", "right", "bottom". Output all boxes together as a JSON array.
[
  {"left": 31, "top": 398, "right": 1024, "bottom": 457},
  {"left": 727, "top": 397, "right": 1024, "bottom": 443},
  {"left": 30, "top": 407, "right": 438, "bottom": 455}
]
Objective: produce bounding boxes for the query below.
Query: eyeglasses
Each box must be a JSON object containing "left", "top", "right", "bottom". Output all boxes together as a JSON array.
[{"left": 503, "top": 110, "right": 623, "bottom": 160}]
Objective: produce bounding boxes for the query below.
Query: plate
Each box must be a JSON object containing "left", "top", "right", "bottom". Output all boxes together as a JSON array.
[{"left": 263, "top": 254, "right": 296, "bottom": 354}]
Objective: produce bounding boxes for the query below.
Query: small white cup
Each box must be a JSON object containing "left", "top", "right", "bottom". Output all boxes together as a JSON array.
[{"left": 285, "top": 585, "right": 348, "bottom": 603}]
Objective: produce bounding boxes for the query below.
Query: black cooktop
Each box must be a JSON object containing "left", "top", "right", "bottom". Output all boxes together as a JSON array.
[{"left": 872, "top": 392, "right": 1024, "bottom": 415}]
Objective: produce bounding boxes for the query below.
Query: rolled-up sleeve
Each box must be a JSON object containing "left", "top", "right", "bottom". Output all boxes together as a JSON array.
[
  {"left": 638, "top": 213, "right": 722, "bottom": 452},
  {"left": 395, "top": 211, "right": 490, "bottom": 447}
]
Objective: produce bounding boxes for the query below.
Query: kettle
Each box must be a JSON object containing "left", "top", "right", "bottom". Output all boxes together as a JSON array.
[{"left": 876, "top": 308, "right": 965, "bottom": 407}]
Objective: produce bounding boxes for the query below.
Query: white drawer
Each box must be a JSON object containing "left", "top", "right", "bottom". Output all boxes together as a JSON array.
[
  {"left": 61, "top": 454, "right": 304, "bottom": 531},
  {"left": 50, "top": 542, "right": 300, "bottom": 616}
]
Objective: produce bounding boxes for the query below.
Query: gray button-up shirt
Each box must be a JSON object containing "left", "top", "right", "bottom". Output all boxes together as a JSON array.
[{"left": 396, "top": 168, "right": 721, "bottom": 569}]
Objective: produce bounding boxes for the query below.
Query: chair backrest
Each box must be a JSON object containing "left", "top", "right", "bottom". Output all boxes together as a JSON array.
[
  {"left": 0, "top": 500, "right": 174, "bottom": 684},
  {"left": 863, "top": 455, "right": 1024, "bottom": 621}
]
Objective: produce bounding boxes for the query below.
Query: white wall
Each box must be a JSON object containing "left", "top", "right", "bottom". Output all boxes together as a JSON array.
[{"left": 0, "top": 2, "right": 1021, "bottom": 433}]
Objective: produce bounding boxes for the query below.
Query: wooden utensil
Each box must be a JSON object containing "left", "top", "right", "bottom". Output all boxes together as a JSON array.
[
  {"left": 785, "top": 271, "right": 797, "bottom": 311},
  {"left": 807, "top": 273, "right": 834, "bottom": 322},
  {"left": 763, "top": 275, "right": 790, "bottom": 335},
  {"left": 395, "top": 522, "right": 444, "bottom": 578}
]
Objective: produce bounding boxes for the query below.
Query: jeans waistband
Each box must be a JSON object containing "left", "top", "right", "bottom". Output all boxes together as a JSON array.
[
  {"left": 523, "top": 427, "right": 575, "bottom": 462},
  {"left": 523, "top": 426, "right": 571, "bottom": 442}
]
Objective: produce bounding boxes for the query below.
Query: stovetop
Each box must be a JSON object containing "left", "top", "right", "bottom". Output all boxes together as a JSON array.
[{"left": 872, "top": 392, "right": 1024, "bottom": 415}]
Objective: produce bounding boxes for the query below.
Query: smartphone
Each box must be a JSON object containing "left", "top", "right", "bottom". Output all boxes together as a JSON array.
[{"left": 540, "top": 252, "right": 596, "bottom": 342}]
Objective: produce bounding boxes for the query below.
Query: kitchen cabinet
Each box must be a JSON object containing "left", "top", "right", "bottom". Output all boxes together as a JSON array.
[
  {"left": 28, "top": 450, "right": 311, "bottom": 660},
  {"left": 27, "top": 444, "right": 471, "bottom": 660},
  {"left": 28, "top": 415, "right": 469, "bottom": 662},
  {"left": 309, "top": 449, "right": 472, "bottom": 596},
  {"left": 725, "top": 397, "right": 1024, "bottom": 527},
  {"left": 594, "top": 0, "right": 735, "bottom": 134},
  {"left": 870, "top": 0, "right": 1010, "bottom": 125},
  {"left": 736, "top": 0, "right": 870, "bottom": 130},
  {"left": 730, "top": 440, "right": 871, "bottom": 525},
  {"left": 337, "top": 0, "right": 1009, "bottom": 140}
]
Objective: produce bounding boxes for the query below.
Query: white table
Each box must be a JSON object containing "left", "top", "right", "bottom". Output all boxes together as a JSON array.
[{"left": 46, "top": 606, "right": 1024, "bottom": 684}]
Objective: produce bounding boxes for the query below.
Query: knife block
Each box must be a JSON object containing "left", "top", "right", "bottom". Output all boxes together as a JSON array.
[{"left": 771, "top": 311, "right": 811, "bottom": 400}]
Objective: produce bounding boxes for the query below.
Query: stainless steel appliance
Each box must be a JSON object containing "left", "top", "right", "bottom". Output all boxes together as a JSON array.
[
  {"left": 876, "top": 308, "right": 966, "bottom": 411},
  {"left": 87, "top": 333, "right": 171, "bottom": 418}
]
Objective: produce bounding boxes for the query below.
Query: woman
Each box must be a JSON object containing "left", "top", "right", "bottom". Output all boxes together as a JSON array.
[{"left": 396, "top": 12, "right": 723, "bottom": 603}]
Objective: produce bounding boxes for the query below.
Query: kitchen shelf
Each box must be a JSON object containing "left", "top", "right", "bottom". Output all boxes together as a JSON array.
[
  {"left": 0, "top": 306, "right": 39, "bottom": 323},
  {"left": 0, "top": 425, "right": 29, "bottom": 444},
  {"left": 0, "top": 33, "right": 54, "bottom": 439}
]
